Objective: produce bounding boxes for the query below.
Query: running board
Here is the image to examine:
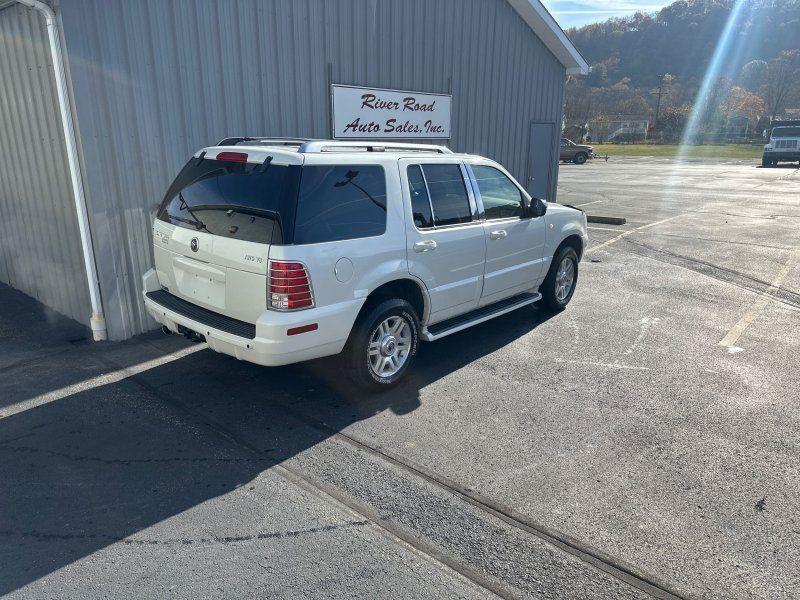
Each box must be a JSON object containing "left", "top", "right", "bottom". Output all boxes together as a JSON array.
[{"left": 422, "top": 292, "right": 541, "bottom": 341}]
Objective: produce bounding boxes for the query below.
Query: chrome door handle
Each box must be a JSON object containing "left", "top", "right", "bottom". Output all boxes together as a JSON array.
[
  {"left": 413, "top": 240, "right": 438, "bottom": 252},
  {"left": 489, "top": 230, "right": 508, "bottom": 240}
]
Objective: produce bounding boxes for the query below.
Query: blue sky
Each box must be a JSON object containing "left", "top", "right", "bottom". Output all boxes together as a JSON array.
[{"left": 541, "top": 0, "right": 672, "bottom": 29}]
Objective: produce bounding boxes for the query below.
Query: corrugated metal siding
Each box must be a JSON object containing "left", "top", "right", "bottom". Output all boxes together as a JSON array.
[
  {"left": 59, "top": 0, "right": 565, "bottom": 340},
  {"left": 0, "top": 4, "right": 90, "bottom": 325}
]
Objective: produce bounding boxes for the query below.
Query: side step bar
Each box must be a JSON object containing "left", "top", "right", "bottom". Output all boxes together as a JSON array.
[{"left": 422, "top": 292, "right": 541, "bottom": 341}]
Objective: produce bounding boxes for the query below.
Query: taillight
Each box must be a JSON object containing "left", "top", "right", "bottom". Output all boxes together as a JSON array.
[{"left": 269, "top": 261, "right": 314, "bottom": 311}]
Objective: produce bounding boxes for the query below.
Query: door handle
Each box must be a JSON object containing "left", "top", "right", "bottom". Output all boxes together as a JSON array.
[
  {"left": 413, "top": 240, "right": 437, "bottom": 253},
  {"left": 489, "top": 230, "right": 508, "bottom": 240}
]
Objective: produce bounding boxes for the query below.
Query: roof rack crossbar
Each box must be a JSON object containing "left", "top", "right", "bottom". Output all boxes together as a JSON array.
[
  {"left": 297, "top": 140, "right": 453, "bottom": 154},
  {"left": 216, "top": 136, "right": 316, "bottom": 147}
]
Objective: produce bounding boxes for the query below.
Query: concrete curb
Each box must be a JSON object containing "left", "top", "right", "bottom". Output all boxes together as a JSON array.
[{"left": 587, "top": 215, "right": 627, "bottom": 225}]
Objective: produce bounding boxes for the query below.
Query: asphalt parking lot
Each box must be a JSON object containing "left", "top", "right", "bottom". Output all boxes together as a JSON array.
[{"left": 1, "top": 157, "right": 799, "bottom": 599}]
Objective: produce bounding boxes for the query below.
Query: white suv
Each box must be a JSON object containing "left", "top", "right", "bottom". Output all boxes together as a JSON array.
[{"left": 142, "top": 139, "right": 588, "bottom": 388}]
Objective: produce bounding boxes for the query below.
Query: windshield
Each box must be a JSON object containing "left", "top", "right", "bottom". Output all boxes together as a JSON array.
[
  {"left": 772, "top": 127, "right": 800, "bottom": 138},
  {"left": 158, "top": 158, "right": 301, "bottom": 244}
]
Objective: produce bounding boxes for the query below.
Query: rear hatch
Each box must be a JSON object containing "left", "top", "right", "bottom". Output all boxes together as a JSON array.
[{"left": 153, "top": 149, "right": 302, "bottom": 323}]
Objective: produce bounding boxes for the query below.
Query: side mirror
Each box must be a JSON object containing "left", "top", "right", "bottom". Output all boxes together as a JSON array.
[{"left": 525, "top": 197, "right": 547, "bottom": 218}]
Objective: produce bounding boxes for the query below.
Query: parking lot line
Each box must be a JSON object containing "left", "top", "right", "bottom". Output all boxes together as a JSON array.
[
  {"left": 718, "top": 249, "right": 800, "bottom": 350},
  {"left": 574, "top": 199, "right": 604, "bottom": 207},
  {"left": 0, "top": 344, "right": 207, "bottom": 419},
  {"left": 588, "top": 226, "right": 626, "bottom": 232},
  {"left": 587, "top": 215, "right": 682, "bottom": 253}
]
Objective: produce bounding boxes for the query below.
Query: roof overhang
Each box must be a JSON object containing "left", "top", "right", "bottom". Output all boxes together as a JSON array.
[{"left": 507, "top": 0, "right": 589, "bottom": 75}]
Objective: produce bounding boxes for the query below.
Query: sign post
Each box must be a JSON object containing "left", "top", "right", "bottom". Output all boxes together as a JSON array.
[{"left": 331, "top": 84, "right": 452, "bottom": 140}]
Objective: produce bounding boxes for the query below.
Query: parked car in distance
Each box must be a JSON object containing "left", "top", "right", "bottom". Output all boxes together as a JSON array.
[
  {"left": 559, "top": 138, "right": 594, "bottom": 164},
  {"left": 143, "top": 139, "right": 588, "bottom": 388},
  {"left": 762, "top": 126, "right": 800, "bottom": 167}
]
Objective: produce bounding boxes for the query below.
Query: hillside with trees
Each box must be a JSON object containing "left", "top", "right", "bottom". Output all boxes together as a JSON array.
[{"left": 563, "top": 0, "right": 800, "bottom": 142}]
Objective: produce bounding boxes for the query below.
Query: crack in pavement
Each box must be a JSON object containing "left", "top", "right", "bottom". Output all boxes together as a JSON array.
[{"left": 0, "top": 520, "right": 370, "bottom": 547}]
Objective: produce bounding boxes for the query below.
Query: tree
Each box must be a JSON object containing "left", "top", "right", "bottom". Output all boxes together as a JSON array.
[
  {"left": 722, "top": 86, "right": 766, "bottom": 125},
  {"left": 739, "top": 60, "right": 768, "bottom": 92},
  {"left": 762, "top": 51, "right": 800, "bottom": 121},
  {"left": 587, "top": 63, "right": 608, "bottom": 87},
  {"left": 656, "top": 105, "right": 691, "bottom": 142}
]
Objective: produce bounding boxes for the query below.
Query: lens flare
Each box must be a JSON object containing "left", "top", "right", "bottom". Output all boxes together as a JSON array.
[{"left": 678, "top": 0, "right": 751, "bottom": 157}]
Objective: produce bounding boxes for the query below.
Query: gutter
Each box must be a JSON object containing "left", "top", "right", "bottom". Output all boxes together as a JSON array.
[{"left": 10, "top": 0, "right": 107, "bottom": 340}]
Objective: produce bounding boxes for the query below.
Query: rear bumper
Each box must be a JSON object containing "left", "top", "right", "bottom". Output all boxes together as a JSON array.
[{"left": 142, "top": 269, "right": 363, "bottom": 367}]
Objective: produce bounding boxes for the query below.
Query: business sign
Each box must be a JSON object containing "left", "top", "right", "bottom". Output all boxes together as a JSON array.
[{"left": 331, "top": 84, "right": 451, "bottom": 139}]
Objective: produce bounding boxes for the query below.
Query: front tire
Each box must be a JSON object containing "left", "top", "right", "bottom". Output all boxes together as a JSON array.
[
  {"left": 540, "top": 247, "right": 579, "bottom": 310},
  {"left": 573, "top": 152, "right": 588, "bottom": 165},
  {"left": 343, "top": 298, "right": 420, "bottom": 389}
]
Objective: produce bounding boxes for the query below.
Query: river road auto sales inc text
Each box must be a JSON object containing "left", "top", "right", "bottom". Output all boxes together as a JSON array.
[{"left": 331, "top": 84, "right": 452, "bottom": 139}]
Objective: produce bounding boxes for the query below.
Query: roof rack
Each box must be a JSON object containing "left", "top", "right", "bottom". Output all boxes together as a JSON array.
[
  {"left": 297, "top": 140, "right": 453, "bottom": 154},
  {"left": 216, "top": 136, "right": 315, "bottom": 147}
]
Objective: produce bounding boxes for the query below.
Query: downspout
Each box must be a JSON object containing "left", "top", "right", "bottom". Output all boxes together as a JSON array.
[{"left": 13, "top": 0, "right": 107, "bottom": 340}]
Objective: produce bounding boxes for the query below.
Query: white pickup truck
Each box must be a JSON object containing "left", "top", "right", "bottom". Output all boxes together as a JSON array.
[
  {"left": 763, "top": 126, "right": 800, "bottom": 167},
  {"left": 143, "top": 139, "right": 588, "bottom": 388}
]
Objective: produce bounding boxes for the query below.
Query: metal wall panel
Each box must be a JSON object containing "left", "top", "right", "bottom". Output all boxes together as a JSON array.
[
  {"left": 0, "top": 4, "right": 90, "bottom": 325},
  {"left": 59, "top": 0, "right": 566, "bottom": 339}
]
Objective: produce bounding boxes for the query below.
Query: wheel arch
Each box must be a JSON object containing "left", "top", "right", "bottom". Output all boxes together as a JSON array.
[
  {"left": 356, "top": 277, "right": 430, "bottom": 326},
  {"left": 553, "top": 233, "right": 585, "bottom": 264}
]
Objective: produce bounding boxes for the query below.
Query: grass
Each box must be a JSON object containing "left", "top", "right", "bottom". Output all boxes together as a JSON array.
[{"left": 591, "top": 144, "right": 763, "bottom": 159}]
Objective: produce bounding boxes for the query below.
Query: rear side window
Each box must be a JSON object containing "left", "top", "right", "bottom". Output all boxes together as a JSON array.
[
  {"left": 419, "top": 164, "right": 472, "bottom": 227},
  {"left": 407, "top": 165, "right": 433, "bottom": 229},
  {"left": 471, "top": 165, "right": 524, "bottom": 220},
  {"left": 158, "top": 159, "right": 300, "bottom": 244},
  {"left": 293, "top": 165, "right": 387, "bottom": 244}
]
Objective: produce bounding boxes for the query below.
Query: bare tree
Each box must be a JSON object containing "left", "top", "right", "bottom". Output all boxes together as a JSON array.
[{"left": 762, "top": 51, "right": 800, "bottom": 121}]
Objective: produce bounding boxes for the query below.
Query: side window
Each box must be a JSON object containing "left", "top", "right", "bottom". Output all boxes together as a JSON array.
[
  {"left": 294, "top": 165, "right": 387, "bottom": 244},
  {"left": 407, "top": 165, "right": 433, "bottom": 229},
  {"left": 471, "top": 165, "right": 524, "bottom": 220},
  {"left": 421, "top": 164, "right": 472, "bottom": 227}
]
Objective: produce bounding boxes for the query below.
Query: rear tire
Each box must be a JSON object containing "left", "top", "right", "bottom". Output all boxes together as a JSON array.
[
  {"left": 343, "top": 298, "right": 420, "bottom": 390},
  {"left": 573, "top": 152, "right": 588, "bottom": 165},
  {"left": 540, "top": 247, "right": 579, "bottom": 311}
]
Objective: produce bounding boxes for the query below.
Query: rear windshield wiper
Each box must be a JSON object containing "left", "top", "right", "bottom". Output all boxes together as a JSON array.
[
  {"left": 169, "top": 214, "right": 208, "bottom": 231},
  {"left": 178, "top": 192, "right": 209, "bottom": 232},
  {"left": 189, "top": 204, "right": 281, "bottom": 222}
]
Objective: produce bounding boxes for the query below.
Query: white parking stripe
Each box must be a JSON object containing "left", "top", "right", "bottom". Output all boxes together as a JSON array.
[
  {"left": 574, "top": 199, "right": 604, "bottom": 207},
  {"left": 0, "top": 344, "right": 207, "bottom": 419},
  {"left": 718, "top": 249, "right": 799, "bottom": 349},
  {"left": 586, "top": 215, "right": 681, "bottom": 253}
]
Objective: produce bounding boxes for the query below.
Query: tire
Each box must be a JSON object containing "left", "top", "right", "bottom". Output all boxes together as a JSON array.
[
  {"left": 343, "top": 298, "right": 420, "bottom": 390},
  {"left": 762, "top": 157, "right": 771, "bottom": 167},
  {"left": 573, "top": 152, "right": 588, "bottom": 165},
  {"left": 540, "top": 246, "right": 579, "bottom": 311}
]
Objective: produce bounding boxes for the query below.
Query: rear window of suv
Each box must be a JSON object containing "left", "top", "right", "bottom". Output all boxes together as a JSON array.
[
  {"left": 159, "top": 159, "right": 386, "bottom": 245},
  {"left": 158, "top": 158, "right": 301, "bottom": 245}
]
